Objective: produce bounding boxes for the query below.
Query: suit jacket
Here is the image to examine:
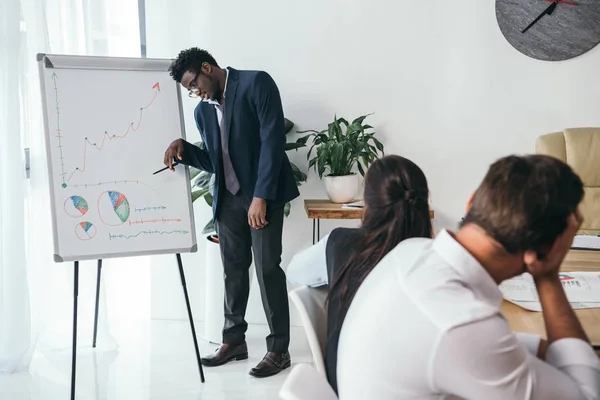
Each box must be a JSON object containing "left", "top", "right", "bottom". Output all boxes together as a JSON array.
[{"left": 179, "top": 67, "right": 299, "bottom": 219}]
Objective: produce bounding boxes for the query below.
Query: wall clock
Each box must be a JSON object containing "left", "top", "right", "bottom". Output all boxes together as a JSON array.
[{"left": 496, "top": 0, "right": 600, "bottom": 61}]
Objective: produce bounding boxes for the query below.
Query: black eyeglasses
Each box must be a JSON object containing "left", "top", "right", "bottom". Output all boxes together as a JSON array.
[{"left": 188, "top": 72, "right": 200, "bottom": 98}]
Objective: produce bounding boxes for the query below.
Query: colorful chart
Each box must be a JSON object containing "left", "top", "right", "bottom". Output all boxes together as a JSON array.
[
  {"left": 98, "top": 190, "right": 131, "bottom": 226},
  {"left": 75, "top": 221, "right": 97, "bottom": 240},
  {"left": 64, "top": 195, "right": 89, "bottom": 217}
]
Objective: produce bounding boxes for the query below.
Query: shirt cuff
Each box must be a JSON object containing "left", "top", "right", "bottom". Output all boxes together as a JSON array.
[
  {"left": 286, "top": 234, "right": 330, "bottom": 287},
  {"left": 546, "top": 338, "right": 600, "bottom": 369},
  {"left": 515, "top": 332, "right": 542, "bottom": 355}
]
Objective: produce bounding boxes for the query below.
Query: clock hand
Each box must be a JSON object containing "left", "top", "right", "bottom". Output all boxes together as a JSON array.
[
  {"left": 543, "top": 0, "right": 578, "bottom": 5},
  {"left": 521, "top": 0, "right": 559, "bottom": 33}
]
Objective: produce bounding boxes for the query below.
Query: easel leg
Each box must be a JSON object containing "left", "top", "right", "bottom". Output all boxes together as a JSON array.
[
  {"left": 71, "top": 261, "right": 79, "bottom": 400},
  {"left": 317, "top": 219, "right": 320, "bottom": 241},
  {"left": 176, "top": 253, "right": 206, "bottom": 383},
  {"left": 312, "top": 219, "right": 316, "bottom": 244},
  {"left": 93, "top": 259, "right": 102, "bottom": 348}
]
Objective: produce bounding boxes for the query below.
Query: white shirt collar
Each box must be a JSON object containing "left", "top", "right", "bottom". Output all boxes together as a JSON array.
[
  {"left": 202, "top": 67, "right": 229, "bottom": 106},
  {"left": 432, "top": 229, "right": 503, "bottom": 307}
]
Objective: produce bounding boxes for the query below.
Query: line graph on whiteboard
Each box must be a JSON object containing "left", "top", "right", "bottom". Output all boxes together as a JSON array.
[{"left": 51, "top": 72, "right": 161, "bottom": 190}]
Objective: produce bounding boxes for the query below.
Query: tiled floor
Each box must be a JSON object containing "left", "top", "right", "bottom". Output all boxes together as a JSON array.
[{"left": 0, "top": 321, "right": 313, "bottom": 399}]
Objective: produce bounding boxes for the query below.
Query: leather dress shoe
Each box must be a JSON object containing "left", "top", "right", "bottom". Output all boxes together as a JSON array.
[
  {"left": 201, "top": 342, "right": 248, "bottom": 367},
  {"left": 249, "top": 351, "right": 291, "bottom": 378}
]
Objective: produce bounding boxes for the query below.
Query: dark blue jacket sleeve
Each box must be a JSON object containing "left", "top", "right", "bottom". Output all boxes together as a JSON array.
[
  {"left": 251, "top": 71, "right": 285, "bottom": 200},
  {"left": 177, "top": 106, "right": 214, "bottom": 173},
  {"left": 179, "top": 140, "right": 214, "bottom": 173}
]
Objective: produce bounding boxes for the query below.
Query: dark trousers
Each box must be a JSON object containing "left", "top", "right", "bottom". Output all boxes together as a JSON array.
[{"left": 216, "top": 190, "right": 290, "bottom": 353}]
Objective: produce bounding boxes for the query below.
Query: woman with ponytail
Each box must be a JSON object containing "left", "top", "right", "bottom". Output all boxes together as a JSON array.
[
  {"left": 287, "top": 154, "right": 433, "bottom": 392},
  {"left": 324, "top": 155, "right": 432, "bottom": 393}
]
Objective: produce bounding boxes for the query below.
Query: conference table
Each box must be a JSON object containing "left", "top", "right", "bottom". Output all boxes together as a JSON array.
[
  {"left": 303, "top": 199, "right": 600, "bottom": 346},
  {"left": 502, "top": 248, "right": 600, "bottom": 347}
]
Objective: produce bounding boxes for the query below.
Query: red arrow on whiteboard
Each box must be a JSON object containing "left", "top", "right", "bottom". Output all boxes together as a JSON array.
[{"left": 152, "top": 82, "right": 161, "bottom": 91}]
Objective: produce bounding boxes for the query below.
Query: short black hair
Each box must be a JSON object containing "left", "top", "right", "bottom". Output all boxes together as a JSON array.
[
  {"left": 169, "top": 47, "right": 219, "bottom": 82},
  {"left": 461, "top": 154, "right": 584, "bottom": 254}
]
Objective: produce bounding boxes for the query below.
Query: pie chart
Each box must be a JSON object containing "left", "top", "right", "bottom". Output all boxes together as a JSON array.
[
  {"left": 64, "top": 195, "right": 89, "bottom": 217},
  {"left": 75, "top": 221, "right": 96, "bottom": 240},
  {"left": 98, "top": 190, "right": 131, "bottom": 226}
]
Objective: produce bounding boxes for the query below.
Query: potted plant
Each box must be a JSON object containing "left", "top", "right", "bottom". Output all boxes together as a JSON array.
[{"left": 297, "top": 113, "right": 383, "bottom": 203}]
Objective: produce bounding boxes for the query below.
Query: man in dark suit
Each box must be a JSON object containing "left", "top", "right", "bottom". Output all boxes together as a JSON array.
[{"left": 163, "top": 48, "right": 299, "bottom": 378}]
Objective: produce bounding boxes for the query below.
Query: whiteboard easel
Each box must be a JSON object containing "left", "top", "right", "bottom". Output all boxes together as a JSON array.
[{"left": 37, "top": 53, "right": 205, "bottom": 399}]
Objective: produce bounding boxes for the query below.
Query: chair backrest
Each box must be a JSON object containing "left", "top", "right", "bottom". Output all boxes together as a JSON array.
[
  {"left": 288, "top": 285, "right": 328, "bottom": 375},
  {"left": 279, "top": 364, "right": 338, "bottom": 400},
  {"left": 536, "top": 128, "right": 600, "bottom": 234}
]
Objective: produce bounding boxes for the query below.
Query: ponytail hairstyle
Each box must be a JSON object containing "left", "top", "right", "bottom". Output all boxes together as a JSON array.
[{"left": 328, "top": 155, "right": 433, "bottom": 312}]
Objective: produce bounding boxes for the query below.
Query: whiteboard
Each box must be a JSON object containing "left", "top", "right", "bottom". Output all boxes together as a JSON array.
[{"left": 38, "top": 54, "right": 197, "bottom": 262}]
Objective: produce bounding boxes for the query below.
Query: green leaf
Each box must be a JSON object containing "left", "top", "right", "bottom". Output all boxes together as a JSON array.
[
  {"left": 284, "top": 118, "right": 294, "bottom": 135},
  {"left": 307, "top": 143, "right": 317, "bottom": 161},
  {"left": 189, "top": 167, "right": 202, "bottom": 181},
  {"left": 351, "top": 113, "right": 374, "bottom": 125},
  {"left": 333, "top": 118, "right": 343, "bottom": 141},
  {"left": 317, "top": 133, "right": 329, "bottom": 143},
  {"left": 337, "top": 117, "right": 349, "bottom": 128},
  {"left": 296, "top": 135, "right": 312, "bottom": 146},
  {"left": 358, "top": 163, "right": 367, "bottom": 177},
  {"left": 191, "top": 189, "right": 208, "bottom": 203},
  {"left": 202, "top": 219, "right": 216, "bottom": 234},
  {"left": 374, "top": 138, "right": 384, "bottom": 153},
  {"left": 296, "top": 129, "right": 320, "bottom": 135},
  {"left": 362, "top": 154, "right": 370, "bottom": 169},
  {"left": 194, "top": 171, "right": 212, "bottom": 189},
  {"left": 317, "top": 146, "right": 327, "bottom": 178},
  {"left": 346, "top": 123, "right": 364, "bottom": 136},
  {"left": 204, "top": 192, "right": 214, "bottom": 207},
  {"left": 330, "top": 143, "right": 344, "bottom": 174},
  {"left": 284, "top": 202, "right": 291, "bottom": 217},
  {"left": 291, "top": 162, "right": 307, "bottom": 184}
]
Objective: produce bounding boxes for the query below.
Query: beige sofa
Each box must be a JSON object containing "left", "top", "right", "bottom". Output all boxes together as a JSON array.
[{"left": 536, "top": 128, "right": 600, "bottom": 235}]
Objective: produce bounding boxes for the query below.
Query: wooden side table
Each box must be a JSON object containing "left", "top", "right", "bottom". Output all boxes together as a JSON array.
[{"left": 304, "top": 199, "right": 435, "bottom": 244}]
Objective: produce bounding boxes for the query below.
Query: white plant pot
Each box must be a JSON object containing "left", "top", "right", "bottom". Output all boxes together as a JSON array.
[
  {"left": 204, "top": 235, "right": 225, "bottom": 344},
  {"left": 324, "top": 174, "right": 358, "bottom": 203}
]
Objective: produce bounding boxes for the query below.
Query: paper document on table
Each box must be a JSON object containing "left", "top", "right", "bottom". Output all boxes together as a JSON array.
[
  {"left": 500, "top": 272, "right": 600, "bottom": 303},
  {"left": 506, "top": 299, "right": 600, "bottom": 312},
  {"left": 499, "top": 274, "right": 539, "bottom": 301},
  {"left": 342, "top": 200, "right": 364, "bottom": 209},
  {"left": 571, "top": 234, "right": 600, "bottom": 250}
]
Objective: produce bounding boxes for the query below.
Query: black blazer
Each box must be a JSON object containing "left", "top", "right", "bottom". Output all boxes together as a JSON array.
[{"left": 180, "top": 67, "right": 299, "bottom": 218}]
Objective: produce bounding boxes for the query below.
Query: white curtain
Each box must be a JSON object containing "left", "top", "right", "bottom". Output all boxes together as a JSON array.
[
  {"left": 1, "top": 0, "right": 142, "bottom": 373},
  {"left": 0, "top": 0, "right": 30, "bottom": 372}
]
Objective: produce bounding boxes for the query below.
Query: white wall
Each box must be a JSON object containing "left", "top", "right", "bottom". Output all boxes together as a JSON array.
[{"left": 145, "top": 0, "right": 600, "bottom": 326}]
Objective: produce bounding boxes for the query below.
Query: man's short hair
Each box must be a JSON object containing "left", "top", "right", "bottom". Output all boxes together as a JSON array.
[
  {"left": 461, "top": 154, "right": 584, "bottom": 254},
  {"left": 169, "top": 47, "right": 219, "bottom": 82}
]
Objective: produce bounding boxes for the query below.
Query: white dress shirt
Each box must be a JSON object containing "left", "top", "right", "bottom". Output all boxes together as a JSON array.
[
  {"left": 202, "top": 67, "right": 229, "bottom": 127},
  {"left": 337, "top": 230, "right": 600, "bottom": 400},
  {"left": 286, "top": 234, "right": 330, "bottom": 287}
]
